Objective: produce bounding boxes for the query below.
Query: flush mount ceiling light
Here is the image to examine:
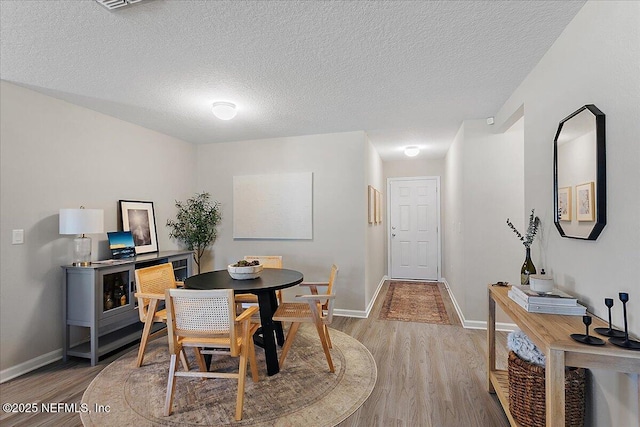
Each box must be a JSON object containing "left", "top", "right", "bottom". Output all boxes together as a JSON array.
[
  {"left": 404, "top": 146, "right": 420, "bottom": 157},
  {"left": 212, "top": 102, "right": 237, "bottom": 120},
  {"left": 95, "top": 0, "right": 144, "bottom": 10}
]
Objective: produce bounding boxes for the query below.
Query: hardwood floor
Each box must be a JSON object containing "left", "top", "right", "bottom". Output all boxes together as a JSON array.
[
  {"left": 0, "top": 348, "right": 121, "bottom": 426},
  {"left": 334, "top": 281, "right": 509, "bottom": 427},
  {"left": 0, "top": 281, "right": 510, "bottom": 427}
]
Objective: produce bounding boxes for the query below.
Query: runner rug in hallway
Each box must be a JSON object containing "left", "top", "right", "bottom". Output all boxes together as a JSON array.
[{"left": 379, "top": 281, "right": 451, "bottom": 324}]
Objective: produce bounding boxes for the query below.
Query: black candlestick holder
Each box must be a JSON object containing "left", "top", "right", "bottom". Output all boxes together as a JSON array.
[
  {"left": 609, "top": 293, "right": 640, "bottom": 350},
  {"left": 594, "top": 298, "right": 626, "bottom": 338},
  {"left": 571, "top": 315, "right": 605, "bottom": 346}
]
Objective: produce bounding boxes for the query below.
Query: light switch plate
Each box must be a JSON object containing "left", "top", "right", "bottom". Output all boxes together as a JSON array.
[{"left": 12, "top": 229, "right": 24, "bottom": 244}]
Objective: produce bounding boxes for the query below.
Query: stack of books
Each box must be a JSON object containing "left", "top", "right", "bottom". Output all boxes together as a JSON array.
[{"left": 508, "top": 284, "right": 586, "bottom": 315}]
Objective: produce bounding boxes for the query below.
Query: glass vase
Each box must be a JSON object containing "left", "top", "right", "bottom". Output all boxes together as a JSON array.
[{"left": 521, "top": 247, "right": 536, "bottom": 285}]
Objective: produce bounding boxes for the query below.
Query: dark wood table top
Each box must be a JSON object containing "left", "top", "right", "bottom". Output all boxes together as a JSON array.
[
  {"left": 184, "top": 268, "right": 303, "bottom": 376},
  {"left": 184, "top": 268, "right": 303, "bottom": 293}
]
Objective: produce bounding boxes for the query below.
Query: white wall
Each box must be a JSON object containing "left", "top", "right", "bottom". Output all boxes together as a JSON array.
[
  {"left": 443, "top": 124, "right": 465, "bottom": 310},
  {"left": 195, "top": 131, "right": 371, "bottom": 313},
  {"left": 0, "top": 81, "right": 197, "bottom": 375},
  {"left": 443, "top": 118, "right": 525, "bottom": 325},
  {"left": 384, "top": 158, "right": 445, "bottom": 179},
  {"left": 493, "top": 2, "right": 640, "bottom": 425},
  {"left": 365, "top": 138, "right": 385, "bottom": 307},
  {"left": 465, "top": 118, "right": 525, "bottom": 318}
]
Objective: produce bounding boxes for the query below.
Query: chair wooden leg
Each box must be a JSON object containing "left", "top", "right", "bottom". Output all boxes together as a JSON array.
[
  {"left": 235, "top": 341, "right": 249, "bottom": 421},
  {"left": 164, "top": 354, "right": 178, "bottom": 416},
  {"left": 278, "top": 322, "right": 300, "bottom": 368},
  {"left": 324, "top": 324, "right": 332, "bottom": 348},
  {"left": 248, "top": 336, "right": 259, "bottom": 382},
  {"left": 314, "top": 319, "right": 334, "bottom": 373},
  {"left": 136, "top": 299, "right": 159, "bottom": 367},
  {"left": 178, "top": 349, "right": 190, "bottom": 371},
  {"left": 193, "top": 347, "right": 206, "bottom": 372}
]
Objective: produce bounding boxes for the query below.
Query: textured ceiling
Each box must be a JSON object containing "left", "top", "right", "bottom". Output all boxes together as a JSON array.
[{"left": 0, "top": 0, "right": 586, "bottom": 160}]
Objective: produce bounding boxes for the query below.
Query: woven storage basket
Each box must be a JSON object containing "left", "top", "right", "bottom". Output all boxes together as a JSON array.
[{"left": 508, "top": 351, "right": 586, "bottom": 427}]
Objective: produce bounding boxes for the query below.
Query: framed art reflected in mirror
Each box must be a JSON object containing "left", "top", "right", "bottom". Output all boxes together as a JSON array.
[
  {"left": 558, "top": 186, "right": 572, "bottom": 221},
  {"left": 576, "top": 182, "right": 595, "bottom": 222}
]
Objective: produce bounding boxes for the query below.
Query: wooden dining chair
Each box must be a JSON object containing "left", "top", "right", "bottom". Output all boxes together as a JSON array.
[
  {"left": 272, "top": 264, "right": 338, "bottom": 372},
  {"left": 134, "top": 263, "right": 188, "bottom": 368},
  {"left": 163, "top": 288, "right": 260, "bottom": 421},
  {"left": 235, "top": 256, "right": 284, "bottom": 306}
]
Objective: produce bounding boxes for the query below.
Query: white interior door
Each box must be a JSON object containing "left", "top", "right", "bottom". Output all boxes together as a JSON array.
[{"left": 389, "top": 177, "right": 440, "bottom": 280}]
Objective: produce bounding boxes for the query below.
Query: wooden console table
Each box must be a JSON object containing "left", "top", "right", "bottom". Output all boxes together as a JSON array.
[{"left": 487, "top": 285, "right": 640, "bottom": 426}]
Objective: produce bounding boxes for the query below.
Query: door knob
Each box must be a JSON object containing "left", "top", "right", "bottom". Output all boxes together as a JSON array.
[{"left": 392, "top": 233, "right": 396, "bottom": 237}]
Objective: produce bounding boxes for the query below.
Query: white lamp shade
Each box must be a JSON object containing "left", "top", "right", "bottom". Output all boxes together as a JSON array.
[
  {"left": 212, "top": 102, "right": 237, "bottom": 120},
  {"left": 59, "top": 209, "right": 104, "bottom": 235}
]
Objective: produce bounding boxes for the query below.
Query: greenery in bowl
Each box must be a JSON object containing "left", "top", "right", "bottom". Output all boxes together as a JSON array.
[{"left": 231, "top": 260, "right": 260, "bottom": 267}]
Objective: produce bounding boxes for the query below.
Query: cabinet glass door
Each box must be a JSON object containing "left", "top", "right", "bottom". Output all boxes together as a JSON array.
[
  {"left": 102, "top": 269, "right": 131, "bottom": 314},
  {"left": 171, "top": 258, "right": 189, "bottom": 281}
]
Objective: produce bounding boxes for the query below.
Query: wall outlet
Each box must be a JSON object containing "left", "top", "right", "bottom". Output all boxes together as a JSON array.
[{"left": 12, "top": 229, "right": 24, "bottom": 245}]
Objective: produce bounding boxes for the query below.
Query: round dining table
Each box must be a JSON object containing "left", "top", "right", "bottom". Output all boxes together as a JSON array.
[{"left": 184, "top": 268, "right": 303, "bottom": 376}]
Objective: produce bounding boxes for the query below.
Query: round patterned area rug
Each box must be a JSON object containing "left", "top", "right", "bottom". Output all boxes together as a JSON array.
[{"left": 81, "top": 325, "right": 376, "bottom": 426}]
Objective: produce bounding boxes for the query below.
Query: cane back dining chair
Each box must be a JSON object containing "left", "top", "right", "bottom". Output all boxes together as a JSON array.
[
  {"left": 134, "top": 263, "right": 187, "bottom": 368},
  {"left": 235, "top": 256, "right": 284, "bottom": 306},
  {"left": 164, "top": 288, "right": 260, "bottom": 421},
  {"left": 272, "top": 264, "right": 338, "bottom": 372}
]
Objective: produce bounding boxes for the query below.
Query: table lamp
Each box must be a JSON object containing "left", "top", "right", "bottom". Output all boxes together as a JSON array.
[{"left": 59, "top": 207, "right": 104, "bottom": 266}]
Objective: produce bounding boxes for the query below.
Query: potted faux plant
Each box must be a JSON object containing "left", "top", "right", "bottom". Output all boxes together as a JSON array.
[
  {"left": 167, "top": 192, "right": 221, "bottom": 274},
  {"left": 506, "top": 209, "right": 540, "bottom": 285}
]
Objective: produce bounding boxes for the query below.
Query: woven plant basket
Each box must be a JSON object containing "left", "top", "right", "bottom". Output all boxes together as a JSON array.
[{"left": 508, "top": 351, "right": 586, "bottom": 427}]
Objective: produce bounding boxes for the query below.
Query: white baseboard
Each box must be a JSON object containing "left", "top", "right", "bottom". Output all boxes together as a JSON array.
[
  {"left": 334, "top": 308, "right": 368, "bottom": 318},
  {"left": 334, "top": 275, "right": 388, "bottom": 319},
  {"left": 0, "top": 348, "right": 62, "bottom": 384},
  {"left": 463, "top": 319, "right": 517, "bottom": 332},
  {"left": 367, "top": 275, "right": 387, "bottom": 316},
  {"left": 496, "top": 322, "right": 518, "bottom": 332},
  {"left": 441, "top": 277, "right": 468, "bottom": 327},
  {"left": 441, "top": 277, "right": 516, "bottom": 332}
]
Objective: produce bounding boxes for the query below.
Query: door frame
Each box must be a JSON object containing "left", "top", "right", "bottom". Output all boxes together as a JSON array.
[{"left": 386, "top": 176, "right": 442, "bottom": 281}]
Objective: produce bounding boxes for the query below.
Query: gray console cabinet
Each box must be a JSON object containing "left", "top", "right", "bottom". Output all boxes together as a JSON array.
[{"left": 62, "top": 251, "right": 192, "bottom": 365}]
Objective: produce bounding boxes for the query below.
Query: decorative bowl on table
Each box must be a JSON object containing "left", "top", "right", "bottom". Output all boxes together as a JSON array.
[
  {"left": 227, "top": 260, "right": 263, "bottom": 280},
  {"left": 529, "top": 274, "right": 554, "bottom": 293}
]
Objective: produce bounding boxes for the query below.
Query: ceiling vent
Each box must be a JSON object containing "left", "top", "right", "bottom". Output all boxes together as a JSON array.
[{"left": 95, "top": 0, "right": 144, "bottom": 10}]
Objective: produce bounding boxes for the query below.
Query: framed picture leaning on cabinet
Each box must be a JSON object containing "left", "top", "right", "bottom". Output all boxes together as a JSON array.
[{"left": 119, "top": 200, "right": 158, "bottom": 254}]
